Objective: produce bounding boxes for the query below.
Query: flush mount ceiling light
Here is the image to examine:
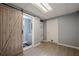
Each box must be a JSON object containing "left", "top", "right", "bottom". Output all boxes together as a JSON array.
[{"left": 32, "top": 3, "right": 52, "bottom": 13}]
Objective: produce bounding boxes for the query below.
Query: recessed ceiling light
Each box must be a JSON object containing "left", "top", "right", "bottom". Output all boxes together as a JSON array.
[
  {"left": 41, "top": 3, "right": 52, "bottom": 11},
  {"left": 32, "top": 3, "right": 52, "bottom": 13}
]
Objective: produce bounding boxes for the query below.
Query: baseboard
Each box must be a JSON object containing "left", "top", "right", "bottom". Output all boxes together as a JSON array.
[
  {"left": 45, "top": 39, "right": 79, "bottom": 50},
  {"left": 23, "top": 42, "right": 41, "bottom": 51},
  {"left": 41, "top": 40, "right": 49, "bottom": 42},
  {"left": 33, "top": 42, "right": 40, "bottom": 47},
  {"left": 57, "top": 42, "right": 79, "bottom": 50},
  {"left": 23, "top": 45, "right": 32, "bottom": 51},
  {"left": 46, "top": 40, "right": 58, "bottom": 43}
]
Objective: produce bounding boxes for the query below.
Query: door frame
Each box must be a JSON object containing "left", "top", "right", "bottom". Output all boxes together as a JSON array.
[{"left": 23, "top": 13, "right": 34, "bottom": 49}]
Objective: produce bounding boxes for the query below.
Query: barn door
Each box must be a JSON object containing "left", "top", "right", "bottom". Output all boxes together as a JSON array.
[{"left": 0, "top": 4, "right": 23, "bottom": 55}]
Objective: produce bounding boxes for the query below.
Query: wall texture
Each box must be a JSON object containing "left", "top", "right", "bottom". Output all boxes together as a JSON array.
[
  {"left": 40, "top": 22, "right": 43, "bottom": 41},
  {"left": 33, "top": 17, "right": 41, "bottom": 45},
  {"left": 43, "top": 21, "right": 47, "bottom": 40},
  {"left": 46, "top": 19, "right": 58, "bottom": 43},
  {"left": 0, "top": 4, "right": 23, "bottom": 55},
  {"left": 45, "top": 12, "right": 79, "bottom": 48},
  {"left": 77, "top": 13, "right": 79, "bottom": 47},
  {"left": 58, "top": 13, "right": 78, "bottom": 47}
]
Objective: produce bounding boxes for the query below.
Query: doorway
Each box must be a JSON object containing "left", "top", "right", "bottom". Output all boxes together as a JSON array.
[{"left": 23, "top": 13, "right": 33, "bottom": 49}]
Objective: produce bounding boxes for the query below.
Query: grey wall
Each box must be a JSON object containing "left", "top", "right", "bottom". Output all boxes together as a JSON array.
[
  {"left": 76, "top": 13, "right": 79, "bottom": 47},
  {"left": 45, "top": 12, "right": 79, "bottom": 47},
  {"left": 58, "top": 13, "right": 78, "bottom": 47},
  {"left": 43, "top": 21, "right": 47, "bottom": 40}
]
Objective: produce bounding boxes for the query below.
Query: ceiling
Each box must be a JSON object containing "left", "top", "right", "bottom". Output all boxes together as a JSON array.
[{"left": 11, "top": 3, "right": 79, "bottom": 20}]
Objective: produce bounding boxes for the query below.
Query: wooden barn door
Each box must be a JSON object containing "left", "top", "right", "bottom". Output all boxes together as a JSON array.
[{"left": 0, "top": 4, "right": 23, "bottom": 55}]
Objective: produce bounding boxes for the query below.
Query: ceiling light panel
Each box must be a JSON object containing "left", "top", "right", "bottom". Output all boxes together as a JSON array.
[
  {"left": 41, "top": 3, "right": 52, "bottom": 11},
  {"left": 32, "top": 3, "right": 52, "bottom": 13}
]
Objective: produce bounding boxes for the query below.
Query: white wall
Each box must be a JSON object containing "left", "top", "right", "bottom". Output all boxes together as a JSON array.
[
  {"left": 45, "top": 12, "right": 79, "bottom": 47},
  {"left": 32, "top": 17, "right": 41, "bottom": 45},
  {"left": 46, "top": 19, "right": 58, "bottom": 43},
  {"left": 43, "top": 21, "right": 47, "bottom": 40},
  {"left": 40, "top": 22, "right": 43, "bottom": 40}
]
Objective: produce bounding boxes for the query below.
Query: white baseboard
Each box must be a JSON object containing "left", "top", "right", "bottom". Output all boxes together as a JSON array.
[
  {"left": 41, "top": 40, "right": 49, "bottom": 42},
  {"left": 44, "top": 39, "right": 79, "bottom": 50},
  {"left": 33, "top": 42, "right": 40, "bottom": 47},
  {"left": 23, "top": 45, "right": 32, "bottom": 51},
  {"left": 57, "top": 42, "right": 79, "bottom": 50},
  {"left": 46, "top": 40, "right": 58, "bottom": 43},
  {"left": 23, "top": 42, "right": 41, "bottom": 51}
]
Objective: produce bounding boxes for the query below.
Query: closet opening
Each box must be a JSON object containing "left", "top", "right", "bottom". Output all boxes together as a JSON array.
[{"left": 23, "top": 13, "right": 33, "bottom": 49}]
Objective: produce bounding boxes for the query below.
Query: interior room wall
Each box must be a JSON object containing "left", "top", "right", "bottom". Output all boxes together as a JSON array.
[
  {"left": 43, "top": 21, "right": 47, "bottom": 40},
  {"left": 76, "top": 12, "right": 79, "bottom": 47},
  {"left": 46, "top": 19, "right": 58, "bottom": 43},
  {"left": 32, "top": 17, "right": 41, "bottom": 45},
  {"left": 44, "top": 12, "right": 79, "bottom": 48},
  {"left": 40, "top": 22, "right": 44, "bottom": 41},
  {"left": 58, "top": 12, "right": 78, "bottom": 47}
]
